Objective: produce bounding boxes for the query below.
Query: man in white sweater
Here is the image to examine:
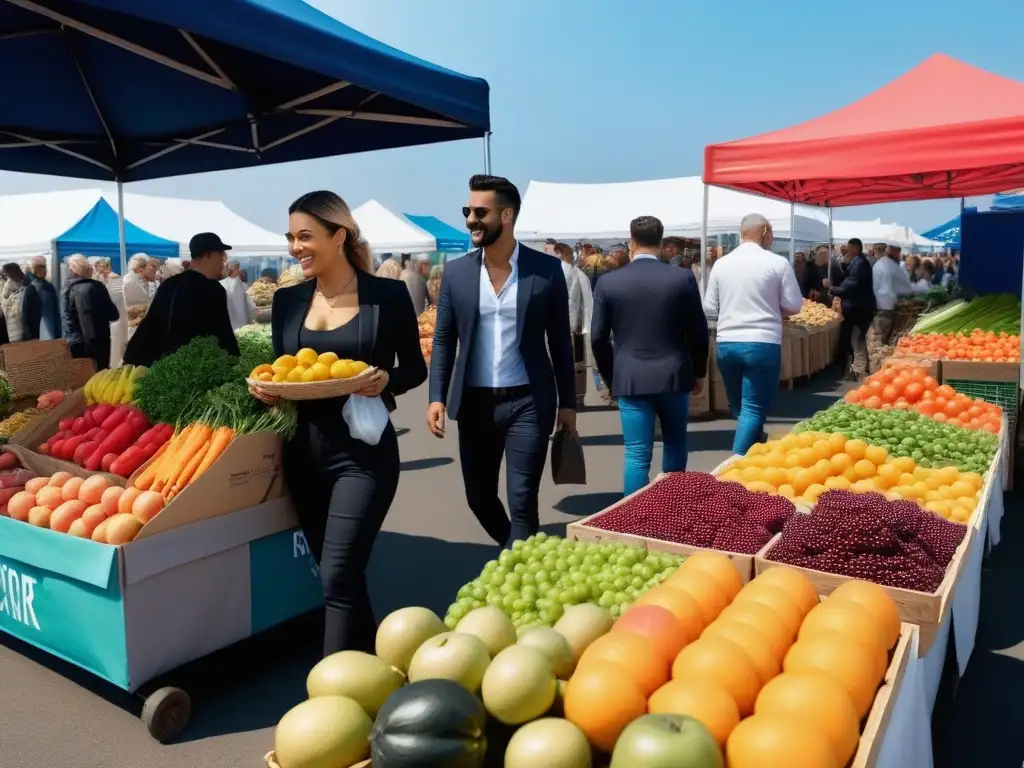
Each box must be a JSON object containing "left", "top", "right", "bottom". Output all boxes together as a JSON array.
[{"left": 703, "top": 214, "right": 804, "bottom": 454}]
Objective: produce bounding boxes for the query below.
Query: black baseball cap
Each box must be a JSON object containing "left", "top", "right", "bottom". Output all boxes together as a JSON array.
[{"left": 189, "top": 232, "right": 232, "bottom": 257}]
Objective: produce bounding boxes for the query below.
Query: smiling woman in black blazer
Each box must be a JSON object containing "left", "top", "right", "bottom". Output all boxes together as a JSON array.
[{"left": 250, "top": 190, "right": 426, "bottom": 656}]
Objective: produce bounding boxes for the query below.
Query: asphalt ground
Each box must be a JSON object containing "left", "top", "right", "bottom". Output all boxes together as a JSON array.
[{"left": 0, "top": 372, "right": 1017, "bottom": 767}]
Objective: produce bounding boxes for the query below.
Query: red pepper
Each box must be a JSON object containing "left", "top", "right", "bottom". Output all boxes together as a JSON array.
[
  {"left": 61, "top": 434, "right": 92, "bottom": 461},
  {"left": 73, "top": 440, "right": 97, "bottom": 466},
  {"left": 51, "top": 439, "right": 68, "bottom": 458},
  {"left": 92, "top": 404, "right": 114, "bottom": 424},
  {"left": 101, "top": 453, "right": 118, "bottom": 472},
  {"left": 86, "top": 421, "right": 147, "bottom": 471},
  {"left": 133, "top": 425, "right": 165, "bottom": 448},
  {"left": 72, "top": 417, "right": 88, "bottom": 436},
  {"left": 58, "top": 418, "right": 75, "bottom": 432},
  {"left": 110, "top": 445, "right": 149, "bottom": 477}
]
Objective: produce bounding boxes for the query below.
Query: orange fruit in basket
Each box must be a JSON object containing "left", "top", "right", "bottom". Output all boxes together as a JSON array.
[
  {"left": 672, "top": 638, "right": 762, "bottom": 716},
  {"left": 613, "top": 605, "right": 688, "bottom": 664},
  {"left": 700, "top": 620, "right": 781, "bottom": 684},
  {"left": 749, "top": 567, "right": 819, "bottom": 616},
  {"left": 727, "top": 714, "right": 842, "bottom": 768},
  {"left": 795, "top": 629, "right": 886, "bottom": 683},
  {"left": 295, "top": 348, "right": 318, "bottom": 367},
  {"left": 648, "top": 678, "right": 740, "bottom": 747},
  {"left": 634, "top": 586, "right": 706, "bottom": 640},
  {"left": 664, "top": 570, "right": 730, "bottom": 625},
  {"left": 732, "top": 585, "right": 804, "bottom": 638},
  {"left": 755, "top": 672, "right": 860, "bottom": 766},
  {"left": 827, "top": 582, "right": 901, "bottom": 650},
  {"left": 717, "top": 601, "right": 792, "bottom": 658},
  {"left": 578, "top": 631, "right": 669, "bottom": 696},
  {"left": 784, "top": 637, "right": 882, "bottom": 717},
  {"left": 675, "top": 551, "right": 743, "bottom": 600},
  {"left": 799, "top": 602, "right": 889, "bottom": 658},
  {"left": 563, "top": 662, "right": 646, "bottom": 752}
]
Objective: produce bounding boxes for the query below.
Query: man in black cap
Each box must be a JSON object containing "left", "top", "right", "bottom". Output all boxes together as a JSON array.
[{"left": 123, "top": 232, "right": 239, "bottom": 366}]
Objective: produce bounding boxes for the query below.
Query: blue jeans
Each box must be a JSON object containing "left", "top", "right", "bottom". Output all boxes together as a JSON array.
[
  {"left": 618, "top": 392, "right": 690, "bottom": 496},
  {"left": 716, "top": 341, "right": 781, "bottom": 455}
]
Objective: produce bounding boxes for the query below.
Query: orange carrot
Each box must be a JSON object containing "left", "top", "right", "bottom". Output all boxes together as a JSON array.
[
  {"left": 133, "top": 441, "right": 170, "bottom": 491},
  {"left": 165, "top": 439, "right": 210, "bottom": 501},
  {"left": 161, "top": 424, "right": 212, "bottom": 495},
  {"left": 150, "top": 426, "right": 192, "bottom": 493},
  {"left": 187, "top": 427, "right": 234, "bottom": 485}
]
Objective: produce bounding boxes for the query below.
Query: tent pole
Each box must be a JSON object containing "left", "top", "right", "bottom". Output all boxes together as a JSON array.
[
  {"left": 828, "top": 206, "right": 833, "bottom": 251},
  {"left": 789, "top": 202, "right": 796, "bottom": 264},
  {"left": 116, "top": 179, "right": 128, "bottom": 275},
  {"left": 700, "top": 184, "right": 709, "bottom": 292},
  {"left": 483, "top": 132, "right": 492, "bottom": 174}
]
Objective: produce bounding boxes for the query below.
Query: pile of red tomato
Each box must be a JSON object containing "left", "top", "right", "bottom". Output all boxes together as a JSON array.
[{"left": 844, "top": 363, "right": 1002, "bottom": 433}]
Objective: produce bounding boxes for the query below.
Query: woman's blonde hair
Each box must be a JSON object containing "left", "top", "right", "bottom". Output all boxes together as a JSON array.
[
  {"left": 289, "top": 190, "right": 373, "bottom": 274},
  {"left": 376, "top": 259, "right": 402, "bottom": 280}
]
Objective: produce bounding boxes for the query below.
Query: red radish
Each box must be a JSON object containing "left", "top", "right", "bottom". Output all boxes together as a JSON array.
[
  {"left": 7, "top": 491, "right": 35, "bottom": 521},
  {"left": 73, "top": 440, "right": 95, "bottom": 465},
  {"left": 79, "top": 476, "right": 109, "bottom": 505},
  {"left": 100, "top": 486, "right": 124, "bottom": 517},
  {"left": 48, "top": 471, "right": 74, "bottom": 488},
  {"left": 24, "top": 477, "right": 48, "bottom": 494},
  {"left": 81, "top": 504, "right": 107, "bottom": 529},
  {"left": 58, "top": 417, "right": 76, "bottom": 432},
  {"left": 72, "top": 417, "right": 88, "bottom": 436},
  {"left": 28, "top": 506, "right": 54, "bottom": 527},
  {"left": 91, "top": 519, "right": 110, "bottom": 542},
  {"left": 105, "top": 513, "right": 143, "bottom": 545},
  {"left": 67, "top": 518, "right": 92, "bottom": 538},
  {"left": 0, "top": 452, "right": 20, "bottom": 471},
  {"left": 132, "top": 491, "right": 164, "bottom": 523},
  {"left": 92, "top": 404, "right": 114, "bottom": 423},
  {"left": 0, "top": 470, "right": 35, "bottom": 489},
  {"left": 36, "top": 486, "right": 64, "bottom": 510},
  {"left": 61, "top": 477, "right": 85, "bottom": 502},
  {"left": 50, "top": 500, "right": 88, "bottom": 533},
  {"left": 37, "top": 444, "right": 50, "bottom": 456},
  {"left": 118, "top": 487, "right": 142, "bottom": 515},
  {"left": 100, "top": 408, "right": 129, "bottom": 432},
  {"left": 101, "top": 454, "right": 118, "bottom": 472}
]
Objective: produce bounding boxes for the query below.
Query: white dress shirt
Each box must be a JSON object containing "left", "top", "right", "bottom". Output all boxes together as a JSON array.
[
  {"left": 220, "top": 275, "right": 255, "bottom": 330},
  {"left": 703, "top": 242, "right": 804, "bottom": 344},
  {"left": 467, "top": 242, "right": 530, "bottom": 388},
  {"left": 873, "top": 256, "right": 926, "bottom": 310}
]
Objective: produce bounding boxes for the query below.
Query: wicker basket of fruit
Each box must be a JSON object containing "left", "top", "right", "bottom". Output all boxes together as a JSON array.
[{"left": 249, "top": 350, "right": 376, "bottom": 400}]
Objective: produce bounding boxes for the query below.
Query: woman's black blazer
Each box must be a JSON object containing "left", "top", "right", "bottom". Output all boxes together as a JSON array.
[{"left": 270, "top": 272, "right": 427, "bottom": 411}]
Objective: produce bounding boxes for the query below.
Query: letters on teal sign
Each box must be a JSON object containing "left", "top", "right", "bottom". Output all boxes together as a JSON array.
[
  {"left": 0, "top": 560, "right": 41, "bottom": 630},
  {"left": 250, "top": 528, "right": 323, "bottom": 635}
]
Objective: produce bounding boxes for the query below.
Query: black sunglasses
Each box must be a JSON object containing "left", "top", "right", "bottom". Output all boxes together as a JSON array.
[{"left": 463, "top": 206, "right": 491, "bottom": 219}]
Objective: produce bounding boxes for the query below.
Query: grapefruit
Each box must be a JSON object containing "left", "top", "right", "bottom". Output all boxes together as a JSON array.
[
  {"left": 726, "top": 714, "right": 838, "bottom": 768},
  {"left": 675, "top": 551, "right": 743, "bottom": 600},
  {"left": 563, "top": 662, "right": 646, "bottom": 752},
  {"left": 731, "top": 585, "right": 804, "bottom": 639},
  {"left": 671, "top": 638, "right": 762, "bottom": 716},
  {"left": 578, "top": 631, "right": 668, "bottom": 696},
  {"left": 664, "top": 570, "right": 730, "bottom": 625},
  {"left": 755, "top": 673, "right": 860, "bottom": 766},
  {"left": 647, "top": 678, "right": 740, "bottom": 747},
  {"left": 827, "top": 581, "right": 901, "bottom": 649},
  {"left": 749, "top": 567, "right": 820, "bottom": 616},
  {"left": 784, "top": 637, "right": 881, "bottom": 717},
  {"left": 700, "top": 620, "right": 781, "bottom": 685},
  {"left": 799, "top": 601, "right": 889, "bottom": 659},
  {"left": 717, "top": 601, "right": 792, "bottom": 658},
  {"left": 613, "top": 605, "right": 688, "bottom": 663},
  {"left": 633, "top": 585, "right": 706, "bottom": 641}
]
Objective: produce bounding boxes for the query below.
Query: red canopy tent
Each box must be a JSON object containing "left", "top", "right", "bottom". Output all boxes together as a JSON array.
[{"left": 703, "top": 54, "right": 1024, "bottom": 207}]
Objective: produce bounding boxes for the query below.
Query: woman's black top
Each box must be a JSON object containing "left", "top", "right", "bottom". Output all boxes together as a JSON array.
[{"left": 270, "top": 272, "right": 427, "bottom": 416}]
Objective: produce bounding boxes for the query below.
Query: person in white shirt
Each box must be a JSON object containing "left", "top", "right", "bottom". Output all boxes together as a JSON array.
[
  {"left": 869, "top": 244, "right": 929, "bottom": 372},
  {"left": 221, "top": 260, "right": 255, "bottom": 330},
  {"left": 553, "top": 242, "right": 592, "bottom": 407},
  {"left": 122, "top": 253, "right": 155, "bottom": 308},
  {"left": 703, "top": 214, "right": 803, "bottom": 455}
]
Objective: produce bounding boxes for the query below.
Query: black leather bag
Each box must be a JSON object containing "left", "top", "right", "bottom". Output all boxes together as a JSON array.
[{"left": 551, "top": 427, "right": 587, "bottom": 485}]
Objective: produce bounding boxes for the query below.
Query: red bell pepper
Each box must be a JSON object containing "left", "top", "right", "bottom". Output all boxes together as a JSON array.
[
  {"left": 61, "top": 434, "right": 92, "bottom": 461},
  {"left": 92, "top": 404, "right": 114, "bottom": 424},
  {"left": 85, "top": 420, "right": 147, "bottom": 471},
  {"left": 100, "top": 407, "right": 129, "bottom": 432}
]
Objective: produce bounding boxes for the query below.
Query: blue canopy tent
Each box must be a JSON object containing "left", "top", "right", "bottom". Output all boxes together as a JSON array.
[
  {"left": 921, "top": 210, "right": 974, "bottom": 249},
  {"left": 403, "top": 213, "right": 470, "bottom": 252},
  {"left": 992, "top": 189, "right": 1024, "bottom": 210},
  {"left": 0, "top": 0, "right": 491, "bottom": 272},
  {"left": 55, "top": 197, "right": 178, "bottom": 262}
]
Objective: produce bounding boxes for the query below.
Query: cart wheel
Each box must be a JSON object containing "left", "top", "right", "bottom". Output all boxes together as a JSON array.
[{"left": 141, "top": 686, "right": 191, "bottom": 743}]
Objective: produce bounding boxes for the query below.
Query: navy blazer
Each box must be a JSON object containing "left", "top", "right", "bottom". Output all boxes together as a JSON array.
[
  {"left": 428, "top": 245, "right": 575, "bottom": 430},
  {"left": 831, "top": 253, "right": 876, "bottom": 319},
  {"left": 591, "top": 257, "right": 709, "bottom": 398},
  {"left": 271, "top": 272, "right": 426, "bottom": 412}
]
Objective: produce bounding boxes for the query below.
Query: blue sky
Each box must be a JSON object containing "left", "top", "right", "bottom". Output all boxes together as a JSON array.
[{"left": 2, "top": 0, "right": 1023, "bottom": 237}]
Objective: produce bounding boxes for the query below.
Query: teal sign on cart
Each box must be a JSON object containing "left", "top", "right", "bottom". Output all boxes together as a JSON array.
[
  {"left": 249, "top": 528, "right": 323, "bottom": 635},
  {"left": 0, "top": 517, "right": 128, "bottom": 688}
]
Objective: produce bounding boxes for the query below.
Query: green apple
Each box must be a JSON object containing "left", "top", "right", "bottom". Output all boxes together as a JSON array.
[{"left": 610, "top": 714, "right": 723, "bottom": 768}]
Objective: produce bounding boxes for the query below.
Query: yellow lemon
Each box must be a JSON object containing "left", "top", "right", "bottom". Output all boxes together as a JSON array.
[
  {"left": 950, "top": 507, "right": 971, "bottom": 523},
  {"left": 272, "top": 354, "right": 297, "bottom": 373},
  {"left": 317, "top": 351, "right": 339, "bottom": 366},
  {"left": 309, "top": 362, "right": 331, "bottom": 381},
  {"left": 256, "top": 372, "right": 273, "bottom": 383},
  {"left": 961, "top": 471, "right": 984, "bottom": 489},
  {"left": 286, "top": 365, "right": 308, "bottom": 382},
  {"left": 349, "top": 360, "right": 369, "bottom": 375},
  {"left": 330, "top": 360, "right": 356, "bottom": 379},
  {"left": 864, "top": 445, "right": 888, "bottom": 466},
  {"left": 272, "top": 372, "right": 287, "bottom": 383},
  {"left": 296, "top": 348, "right": 319, "bottom": 367},
  {"left": 778, "top": 484, "right": 796, "bottom": 499},
  {"left": 300, "top": 368, "right": 317, "bottom": 382}
]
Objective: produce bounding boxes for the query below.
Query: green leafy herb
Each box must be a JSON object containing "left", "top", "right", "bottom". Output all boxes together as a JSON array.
[{"left": 134, "top": 336, "right": 237, "bottom": 425}]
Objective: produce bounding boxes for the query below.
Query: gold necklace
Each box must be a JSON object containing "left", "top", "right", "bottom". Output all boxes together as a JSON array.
[{"left": 316, "top": 273, "right": 356, "bottom": 308}]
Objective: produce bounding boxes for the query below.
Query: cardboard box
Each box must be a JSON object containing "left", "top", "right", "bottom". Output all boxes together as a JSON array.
[
  {"left": 7, "top": 389, "right": 86, "bottom": 449},
  {"left": 0, "top": 495, "right": 320, "bottom": 692}
]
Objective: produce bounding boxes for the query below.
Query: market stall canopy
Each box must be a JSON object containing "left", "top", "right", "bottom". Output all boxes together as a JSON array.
[
  {"left": 57, "top": 196, "right": 179, "bottom": 262},
  {"left": 992, "top": 189, "right": 1024, "bottom": 210},
  {"left": 108, "top": 190, "right": 286, "bottom": 257},
  {"left": 0, "top": 0, "right": 490, "bottom": 181},
  {"left": 921, "top": 211, "right": 973, "bottom": 249},
  {"left": 703, "top": 54, "right": 1024, "bottom": 206},
  {"left": 403, "top": 213, "right": 470, "bottom": 252},
  {"left": 352, "top": 200, "right": 436, "bottom": 254},
  {"left": 515, "top": 177, "right": 829, "bottom": 243}
]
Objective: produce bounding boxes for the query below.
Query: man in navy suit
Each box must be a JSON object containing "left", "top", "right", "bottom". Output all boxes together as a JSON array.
[
  {"left": 591, "top": 216, "right": 709, "bottom": 495},
  {"left": 427, "top": 175, "right": 576, "bottom": 547}
]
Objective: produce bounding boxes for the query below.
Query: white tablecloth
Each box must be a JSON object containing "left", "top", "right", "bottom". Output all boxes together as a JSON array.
[{"left": 874, "top": 628, "right": 934, "bottom": 768}]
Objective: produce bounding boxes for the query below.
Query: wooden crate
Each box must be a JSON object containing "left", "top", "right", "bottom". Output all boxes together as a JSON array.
[
  {"left": 565, "top": 473, "right": 775, "bottom": 583},
  {"left": 755, "top": 523, "right": 972, "bottom": 655},
  {"left": 851, "top": 623, "right": 915, "bottom": 768}
]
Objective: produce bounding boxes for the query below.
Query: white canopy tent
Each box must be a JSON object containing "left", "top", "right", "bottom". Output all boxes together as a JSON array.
[
  {"left": 107, "top": 191, "right": 287, "bottom": 257},
  {"left": 0, "top": 189, "right": 106, "bottom": 260},
  {"left": 351, "top": 199, "right": 435, "bottom": 254},
  {"left": 826, "top": 218, "right": 944, "bottom": 250},
  {"left": 515, "top": 177, "right": 830, "bottom": 244}
]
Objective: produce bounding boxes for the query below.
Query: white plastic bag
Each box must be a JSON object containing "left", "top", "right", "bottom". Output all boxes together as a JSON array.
[{"left": 342, "top": 394, "right": 390, "bottom": 445}]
